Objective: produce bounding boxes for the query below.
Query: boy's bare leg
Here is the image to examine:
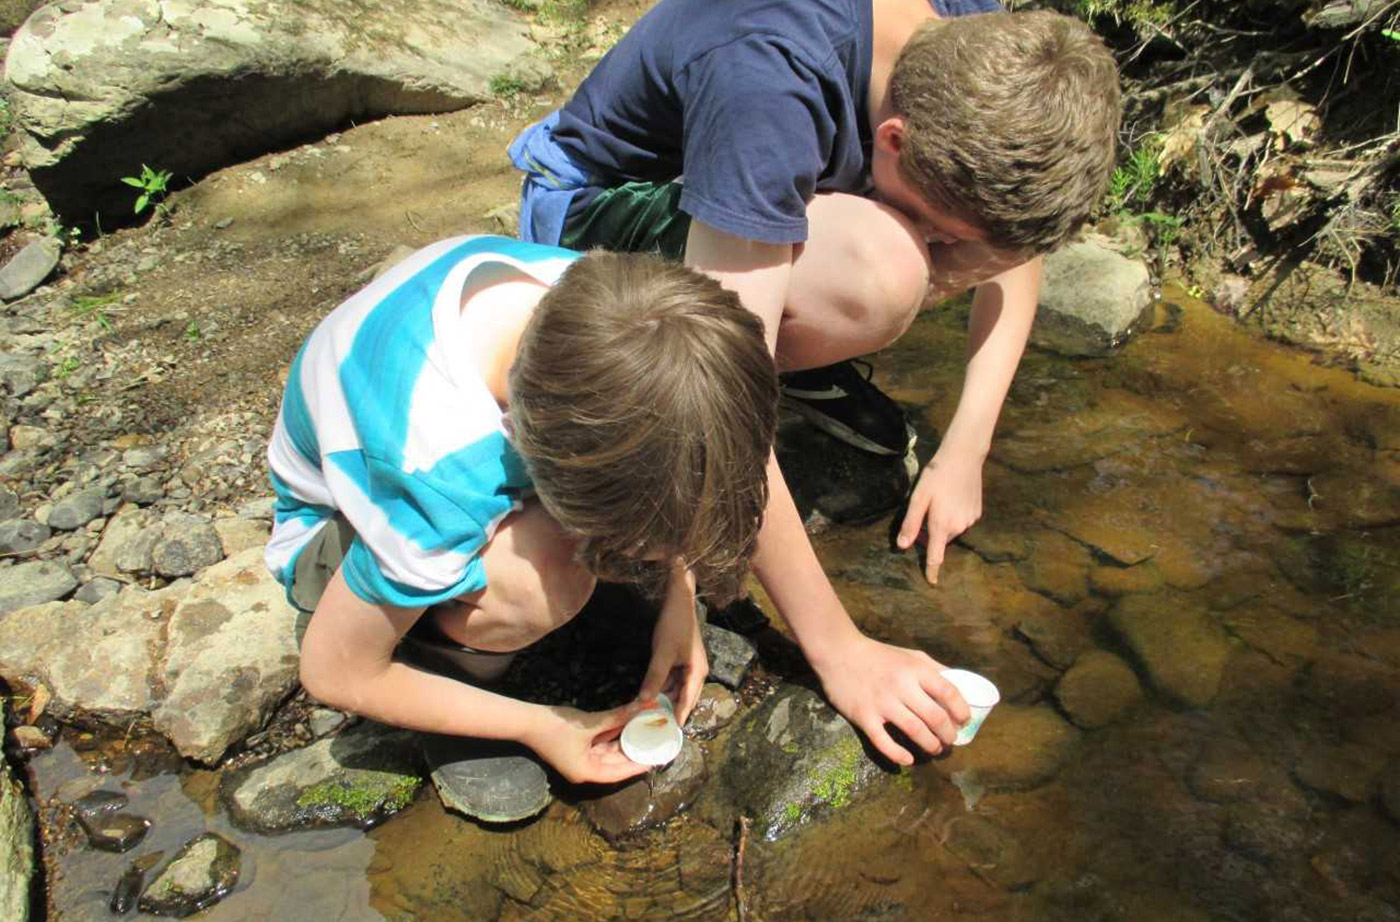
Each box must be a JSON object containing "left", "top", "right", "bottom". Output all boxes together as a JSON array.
[
  {"left": 777, "top": 192, "right": 1022, "bottom": 371},
  {"left": 421, "top": 499, "right": 596, "bottom": 672}
]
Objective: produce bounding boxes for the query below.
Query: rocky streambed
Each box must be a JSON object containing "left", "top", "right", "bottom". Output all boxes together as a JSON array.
[{"left": 0, "top": 1, "right": 1396, "bottom": 919}]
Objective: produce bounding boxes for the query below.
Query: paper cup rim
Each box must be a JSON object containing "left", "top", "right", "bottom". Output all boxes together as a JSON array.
[{"left": 941, "top": 669, "right": 1001, "bottom": 708}]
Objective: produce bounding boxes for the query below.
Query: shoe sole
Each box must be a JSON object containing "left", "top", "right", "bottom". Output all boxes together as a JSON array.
[{"left": 781, "top": 395, "right": 917, "bottom": 457}]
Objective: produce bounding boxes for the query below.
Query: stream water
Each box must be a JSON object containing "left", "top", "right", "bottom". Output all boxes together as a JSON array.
[{"left": 23, "top": 286, "right": 1400, "bottom": 921}]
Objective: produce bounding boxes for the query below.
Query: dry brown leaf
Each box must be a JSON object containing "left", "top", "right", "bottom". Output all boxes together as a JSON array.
[
  {"left": 1266, "top": 98, "right": 1321, "bottom": 149},
  {"left": 1159, "top": 103, "right": 1210, "bottom": 174}
]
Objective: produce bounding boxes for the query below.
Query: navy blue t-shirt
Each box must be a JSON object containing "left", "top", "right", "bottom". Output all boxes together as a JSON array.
[{"left": 554, "top": 0, "right": 1002, "bottom": 245}]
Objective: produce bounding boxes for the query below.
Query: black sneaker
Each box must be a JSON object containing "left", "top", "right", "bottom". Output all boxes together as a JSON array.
[{"left": 780, "top": 360, "right": 916, "bottom": 457}]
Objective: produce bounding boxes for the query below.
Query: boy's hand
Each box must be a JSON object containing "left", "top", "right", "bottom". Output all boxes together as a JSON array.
[
  {"left": 638, "top": 565, "right": 707, "bottom": 724},
  {"left": 528, "top": 704, "right": 651, "bottom": 785},
  {"left": 816, "top": 634, "right": 970, "bottom": 766},
  {"left": 896, "top": 445, "right": 984, "bottom": 585}
]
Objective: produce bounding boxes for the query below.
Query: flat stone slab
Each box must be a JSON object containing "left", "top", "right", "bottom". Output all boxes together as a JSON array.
[
  {"left": 221, "top": 721, "right": 423, "bottom": 832},
  {"left": 423, "top": 733, "right": 551, "bottom": 825},
  {"left": 7, "top": 0, "right": 544, "bottom": 220},
  {"left": 0, "top": 238, "right": 61, "bottom": 301},
  {"left": 0, "top": 586, "right": 180, "bottom": 723}
]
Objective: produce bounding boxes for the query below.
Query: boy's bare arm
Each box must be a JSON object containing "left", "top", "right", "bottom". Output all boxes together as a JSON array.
[
  {"left": 683, "top": 219, "right": 792, "bottom": 354},
  {"left": 896, "top": 256, "right": 1042, "bottom": 582},
  {"left": 299, "top": 569, "right": 645, "bottom": 784},
  {"left": 685, "top": 217, "right": 970, "bottom": 765}
]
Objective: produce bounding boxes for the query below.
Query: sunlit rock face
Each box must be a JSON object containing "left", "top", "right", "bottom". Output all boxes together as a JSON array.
[{"left": 4, "top": 0, "right": 547, "bottom": 220}]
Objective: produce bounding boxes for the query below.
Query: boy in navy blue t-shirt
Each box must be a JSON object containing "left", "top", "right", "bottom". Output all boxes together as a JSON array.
[{"left": 511, "top": 0, "right": 1120, "bottom": 766}]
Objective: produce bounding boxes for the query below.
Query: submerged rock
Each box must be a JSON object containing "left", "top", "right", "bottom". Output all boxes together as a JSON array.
[
  {"left": 1105, "top": 594, "right": 1232, "bottom": 708},
  {"left": 720, "top": 685, "right": 889, "bottom": 840},
  {"left": 138, "top": 832, "right": 241, "bottom": 918},
  {"left": 221, "top": 721, "right": 422, "bottom": 832},
  {"left": 687, "top": 683, "right": 739, "bottom": 740},
  {"left": 1053, "top": 650, "right": 1142, "bottom": 729},
  {"left": 1292, "top": 743, "right": 1386, "bottom": 805},
  {"left": 582, "top": 739, "right": 707, "bottom": 842},
  {"left": 934, "top": 705, "right": 1080, "bottom": 796},
  {"left": 78, "top": 811, "right": 151, "bottom": 853},
  {"left": 1382, "top": 763, "right": 1400, "bottom": 826}
]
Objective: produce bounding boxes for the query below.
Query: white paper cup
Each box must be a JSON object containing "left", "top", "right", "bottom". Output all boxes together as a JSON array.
[
  {"left": 941, "top": 669, "right": 1001, "bottom": 746},
  {"left": 620, "top": 693, "right": 683, "bottom": 766}
]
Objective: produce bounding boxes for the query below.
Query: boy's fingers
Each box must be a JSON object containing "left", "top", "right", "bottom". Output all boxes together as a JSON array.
[
  {"left": 864, "top": 719, "right": 914, "bottom": 767},
  {"left": 896, "top": 499, "right": 927, "bottom": 549},
  {"left": 921, "top": 670, "right": 970, "bottom": 726},
  {"left": 924, "top": 529, "right": 947, "bottom": 584}
]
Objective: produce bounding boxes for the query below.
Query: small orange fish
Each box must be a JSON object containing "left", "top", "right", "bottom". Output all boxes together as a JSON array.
[{"left": 646, "top": 716, "right": 670, "bottom": 728}]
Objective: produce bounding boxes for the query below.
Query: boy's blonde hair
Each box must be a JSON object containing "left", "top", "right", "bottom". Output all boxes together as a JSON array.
[
  {"left": 889, "top": 11, "right": 1121, "bottom": 254},
  {"left": 508, "top": 251, "right": 777, "bottom": 603}
]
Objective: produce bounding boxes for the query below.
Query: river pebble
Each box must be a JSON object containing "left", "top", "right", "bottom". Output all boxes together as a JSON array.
[
  {"left": 47, "top": 486, "right": 107, "bottom": 531},
  {"left": 0, "top": 518, "right": 48, "bottom": 553},
  {"left": 687, "top": 683, "right": 738, "bottom": 739},
  {"left": 79, "top": 811, "right": 151, "bottom": 853}
]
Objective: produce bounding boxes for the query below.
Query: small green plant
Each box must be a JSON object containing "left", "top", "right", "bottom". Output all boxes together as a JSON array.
[
  {"left": 494, "top": 0, "right": 538, "bottom": 11},
  {"left": 120, "top": 164, "right": 173, "bottom": 215},
  {"left": 72, "top": 292, "right": 119, "bottom": 331},
  {"left": 1138, "top": 210, "right": 1184, "bottom": 245},
  {"left": 184, "top": 320, "right": 201, "bottom": 341},
  {"left": 489, "top": 74, "right": 526, "bottom": 99},
  {"left": 52, "top": 355, "right": 80, "bottom": 380},
  {"left": 1107, "top": 139, "right": 1163, "bottom": 213}
]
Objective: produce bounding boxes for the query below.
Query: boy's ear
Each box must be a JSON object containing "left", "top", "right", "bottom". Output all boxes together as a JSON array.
[
  {"left": 873, "top": 117, "right": 908, "bottom": 157},
  {"left": 500, "top": 412, "right": 515, "bottom": 439}
]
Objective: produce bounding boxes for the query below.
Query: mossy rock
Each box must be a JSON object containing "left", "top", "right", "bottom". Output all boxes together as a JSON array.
[
  {"left": 220, "top": 722, "right": 423, "bottom": 833},
  {"left": 719, "top": 685, "right": 891, "bottom": 840}
]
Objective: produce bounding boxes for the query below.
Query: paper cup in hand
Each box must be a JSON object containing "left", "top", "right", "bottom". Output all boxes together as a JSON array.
[
  {"left": 621, "top": 693, "right": 683, "bottom": 766},
  {"left": 940, "top": 669, "right": 1000, "bottom": 746}
]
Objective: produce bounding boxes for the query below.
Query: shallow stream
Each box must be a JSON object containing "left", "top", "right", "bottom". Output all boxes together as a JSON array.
[{"left": 25, "top": 286, "right": 1400, "bottom": 921}]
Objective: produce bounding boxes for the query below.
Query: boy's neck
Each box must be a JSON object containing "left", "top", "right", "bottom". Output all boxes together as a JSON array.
[{"left": 868, "top": 0, "right": 938, "bottom": 128}]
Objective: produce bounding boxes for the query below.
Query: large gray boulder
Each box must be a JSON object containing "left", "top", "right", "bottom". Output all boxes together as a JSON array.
[
  {"left": 6, "top": 0, "right": 546, "bottom": 220},
  {"left": 0, "top": 547, "right": 300, "bottom": 763},
  {"left": 1034, "top": 236, "right": 1154, "bottom": 356},
  {"left": 151, "top": 548, "right": 300, "bottom": 763}
]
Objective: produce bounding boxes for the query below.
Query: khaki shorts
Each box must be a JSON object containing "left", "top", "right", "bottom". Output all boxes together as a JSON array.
[{"left": 289, "top": 515, "right": 514, "bottom": 680}]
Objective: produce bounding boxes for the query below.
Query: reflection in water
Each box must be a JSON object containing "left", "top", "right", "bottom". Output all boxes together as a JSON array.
[{"left": 25, "top": 288, "right": 1400, "bottom": 921}]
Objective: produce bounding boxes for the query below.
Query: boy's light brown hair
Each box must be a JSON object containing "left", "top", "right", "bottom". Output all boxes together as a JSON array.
[
  {"left": 890, "top": 10, "right": 1122, "bottom": 254},
  {"left": 508, "top": 251, "right": 777, "bottom": 603}
]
